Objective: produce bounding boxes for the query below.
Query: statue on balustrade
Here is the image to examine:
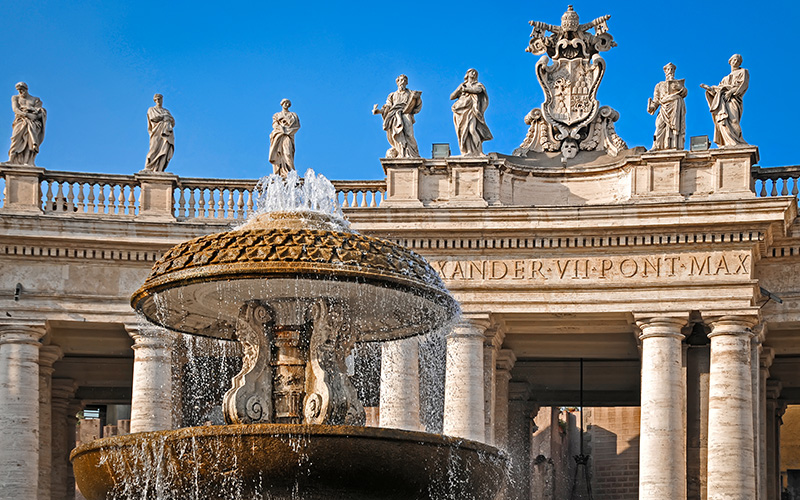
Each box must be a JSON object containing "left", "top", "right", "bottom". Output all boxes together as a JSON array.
[
  {"left": 269, "top": 99, "right": 301, "bottom": 177},
  {"left": 372, "top": 74, "right": 422, "bottom": 158},
  {"left": 145, "top": 93, "right": 175, "bottom": 172},
  {"left": 700, "top": 54, "right": 749, "bottom": 148},
  {"left": 450, "top": 68, "right": 493, "bottom": 156},
  {"left": 8, "top": 82, "right": 46, "bottom": 166},
  {"left": 648, "top": 62, "right": 687, "bottom": 151}
]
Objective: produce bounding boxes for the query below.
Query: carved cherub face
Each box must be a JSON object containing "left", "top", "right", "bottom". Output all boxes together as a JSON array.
[{"left": 561, "top": 140, "right": 579, "bottom": 159}]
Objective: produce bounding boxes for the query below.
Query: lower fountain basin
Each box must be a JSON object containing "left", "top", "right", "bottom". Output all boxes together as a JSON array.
[{"left": 71, "top": 424, "right": 508, "bottom": 500}]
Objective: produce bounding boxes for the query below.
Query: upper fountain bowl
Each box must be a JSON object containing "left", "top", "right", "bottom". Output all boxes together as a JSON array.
[{"left": 131, "top": 209, "right": 458, "bottom": 342}]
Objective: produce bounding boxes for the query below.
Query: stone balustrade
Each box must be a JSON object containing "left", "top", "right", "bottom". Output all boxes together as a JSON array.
[
  {"left": 0, "top": 165, "right": 386, "bottom": 216},
  {"left": 752, "top": 165, "right": 800, "bottom": 198}
]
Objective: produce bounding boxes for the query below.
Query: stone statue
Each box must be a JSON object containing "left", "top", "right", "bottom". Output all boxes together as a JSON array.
[
  {"left": 372, "top": 74, "right": 422, "bottom": 158},
  {"left": 700, "top": 54, "right": 749, "bottom": 147},
  {"left": 269, "top": 99, "right": 301, "bottom": 177},
  {"left": 8, "top": 82, "right": 46, "bottom": 165},
  {"left": 648, "top": 63, "right": 687, "bottom": 150},
  {"left": 450, "top": 69, "right": 493, "bottom": 156},
  {"left": 145, "top": 93, "right": 175, "bottom": 172}
]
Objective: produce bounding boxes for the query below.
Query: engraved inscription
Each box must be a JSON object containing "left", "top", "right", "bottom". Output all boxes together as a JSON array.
[{"left": 432, "top": 252, "right": 751, "bottom": 283}]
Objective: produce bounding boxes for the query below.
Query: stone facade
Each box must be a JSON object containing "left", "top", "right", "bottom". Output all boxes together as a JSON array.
[{"left": 1, "top": 149, "right": 799, "bottom": 498}]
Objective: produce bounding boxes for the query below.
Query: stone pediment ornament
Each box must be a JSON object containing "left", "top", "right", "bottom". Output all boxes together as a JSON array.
[{"left": 515, "top": 6, "right": 627, "bottom": 161}]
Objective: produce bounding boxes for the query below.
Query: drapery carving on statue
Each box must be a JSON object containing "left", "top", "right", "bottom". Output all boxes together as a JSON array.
[
  {"left": 304, "top": 299, "right": 365, "bottom": 426},
  {"left": 513, "top": 108, "right": 559, "bottom": 156},
  {"left": 222, "top": 300, "right": 275, "bottom": 424},
  {"left": 580, "top": 106, "right": 627, "bottom": 156}
]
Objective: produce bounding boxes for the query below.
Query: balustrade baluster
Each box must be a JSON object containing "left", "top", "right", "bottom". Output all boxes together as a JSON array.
[
  {"left": 44, "top": 181, "right": 54, "bottom": 212},
  {"left": 55, "top": 182, "right": 66, "bottom": 213},
  {"left": 236, "top": 190, "right": 244, "bottom": 219},
  {"left": 368, "top": 191, "right": 376, "bottom": 207},
  {"left": 187, "top": 189, "right": 196, "bottom": 218},
  {"left": 227, "top": 190, "right": 235, "bottom": 219},
  {"left": 66, "top": 182, "right": 75, "bottom": 212},
  {"left": 771, "top": 179, "right": 779, "bottom": 197},
  {"left": 128, "top": 185, "right": 137, "bottom": 215},
  {"left": 341, "top": 190, "right": 350, "bottom": 208},
  {"left": 782, "top": 178, "right": 790, "bottom": 196},
  {"left": 246, "top": 189, "right": 254, "bottom": 217},
  {"left": 108, "top": 184, "right": 117, "bottom": 214},
  {"left": 118, "top": 185, "right": 127, "bottom": 214},
  {"left": 216, "top": 189, "right": 224, "bottom": 218},
  {"left": 87, "top": 183, "right": 97, "bottom": 213},
  {"left": 76, "top": 182, "right": 86, "bottom": 213},
  {"left": 177, "top": 188, "right": 186, "bottom": 218},
  {"left": 198, "top": 190, "right": 206, "bottom": 218},
  {"left": 360, "top": 190, "right": 368, "bottom": 207},
  {"left": 208, "top": 190, "right": 217, "bottom": 219},
  {"left": 793, "top": 177, "right": 799, "bottom": 196}
]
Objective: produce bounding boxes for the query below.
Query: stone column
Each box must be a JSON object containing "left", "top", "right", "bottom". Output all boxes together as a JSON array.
[
  {"left": 686, "top": 342, "right": 710, "bottom": 500},
  {"left": 483, "top": 324, "right": 504, "bottom": 446},
  {"left": 635, "top": 315, "right": 688, "bottom": 500},
  {"left": 765, "top": 380, "right": 782, "bottom": 500},
  {"left": 38, "top": 345, "right": 63, "bottom": 500},
  {"left": 66, "top": 401, "right": 82, "bottom": 500},
  {"left": 0, "top": 323, "right": 45, "bottom": 499},
  {"left": 507, "top": 382, "right": 535, "bottom": 500},
  {"left": 494, "top": 349, "right": 516, "bottom": 450},
  {"left": 706, "top": 315, "right": 757, "bottom": 500},
  {"left": 759, "top": 349, "right": 774, "bottom": 500},
  {"left": 443, "top": 318, "right": 486, "bottom": 442},
  {"left": 750, "top": 334, "right": 762, "bottom": 500},
  {"left": 126, "top": 324, "right": 175, "bottom": 433},
  {"left": 379, "top": 336, "right": 422, "bottom": 431},
  {"left": 50, "top": 379, "right": 77, "bottom": 500}
]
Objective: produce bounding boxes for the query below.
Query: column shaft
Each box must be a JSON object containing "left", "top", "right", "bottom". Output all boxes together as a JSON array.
[
  {"left": 494, "top": 349, "right": 516, "bottom": 450},
  {"left": 706, "top": 316, "right": 757, "bottom": 500},
  {"left": 443, "top": 320, "right": 486, "bottom": 442},
  {"left": 483, "top": 338, "right": 497, "bottom": 445},
  {"left": 127, "top": 326, "right": 174, "bottom": 433},
  {"left": 379, "top": 337, "right": 421, "bottom": 431},
  {"left": 50, "top": 379, "right": 76, "bottom": 500},
  {"left": 751, "top": 339, "right": 761, "bottom": 500},
  {"left": 0, "top": 325, "right": 44, "bottom": 500},
  {"left": 686, "top": 343, "right": 710, "bottom": 500},
  {"left": 38, "top": 346, "right": 62, "bottom": 500},
  {"left": 637, "top": 316, "right": 687, "bottom": 500}
]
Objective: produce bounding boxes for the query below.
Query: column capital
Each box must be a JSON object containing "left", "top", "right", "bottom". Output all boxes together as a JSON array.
[
  {"left": 760, "top": 346, "right": 775, "bottom": 371},
  {"left": 449, "top": 317, "right": 490, "bottom": 340},
  {"left": 496, "top": 349, "right": 517, "bottom": 373},
  {"left": 124, "top": 323, "right": 176, "bottom": 349},
  {"left": 0, "top": 322, "right": 46, "bottom": 346},
  {"left": 51, "top": 378, "right": 78, "bottom": 404},
  {"left": 634, "top": 315, "right": 689, "bottom": 340},
  {"left": 766, "top": 379, "right": 782, "bottom": 401},
  {"left": 706, "top": 315, "right": 760, "bottom": 338},
  {"left": 483, "top": 323, "right": 506, "bottom": 350},
  {"left": 39, "top": 345, "right": 63, "bottom": 368},
  {"left": 508, "top": 381, "right": 532, "bottom": 402}
]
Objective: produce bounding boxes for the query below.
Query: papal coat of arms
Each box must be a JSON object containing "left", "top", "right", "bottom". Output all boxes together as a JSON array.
[{"left": 515, "top": 6, "right": 627, "bottom": 159}]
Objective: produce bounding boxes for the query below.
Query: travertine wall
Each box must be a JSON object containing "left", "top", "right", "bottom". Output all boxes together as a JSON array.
[{"left": 588, "top": 407, "right": 641, "bottom": 500}]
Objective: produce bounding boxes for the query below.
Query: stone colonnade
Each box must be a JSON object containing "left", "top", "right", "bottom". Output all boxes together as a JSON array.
[{"left": 0, "top": 323, "right": 81, "bottom": 500}]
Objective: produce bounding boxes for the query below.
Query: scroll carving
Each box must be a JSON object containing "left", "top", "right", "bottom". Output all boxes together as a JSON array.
[
  {"left": 304, "top": 299, "right": 365, "bottom": 426},
  {"left": 223, "top": 301, "right": 275, "bottom": 424}
]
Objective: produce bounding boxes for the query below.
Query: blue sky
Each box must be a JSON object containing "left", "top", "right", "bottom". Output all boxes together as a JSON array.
[{"left": 2, "top": 1, "right": 795, "bottom": 181}]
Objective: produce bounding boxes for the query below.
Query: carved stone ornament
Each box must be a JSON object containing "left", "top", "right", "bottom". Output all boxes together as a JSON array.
[
  {"left": 515, "top": 6, "right": 627, "bottom": 160},
  {"left": 223, "top": 301, "right": 276, "bottom": 424}
]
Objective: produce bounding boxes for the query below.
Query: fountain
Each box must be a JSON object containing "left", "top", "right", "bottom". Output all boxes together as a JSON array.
[{"left": 70, "top": 170, "right": 507, "bottom": 499}]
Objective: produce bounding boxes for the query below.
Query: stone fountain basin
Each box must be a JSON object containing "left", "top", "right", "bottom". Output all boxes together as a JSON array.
[
  {"left": 71, "top": 424, "right": 507, "bottom": 500},
  {"left": 136, "top": 277, "right": 452, "bottom": 342}
]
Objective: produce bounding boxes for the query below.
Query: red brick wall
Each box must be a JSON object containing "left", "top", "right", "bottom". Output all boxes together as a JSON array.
[{"left": 587, "top": 407, "right": 641, "bottom": 500}]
